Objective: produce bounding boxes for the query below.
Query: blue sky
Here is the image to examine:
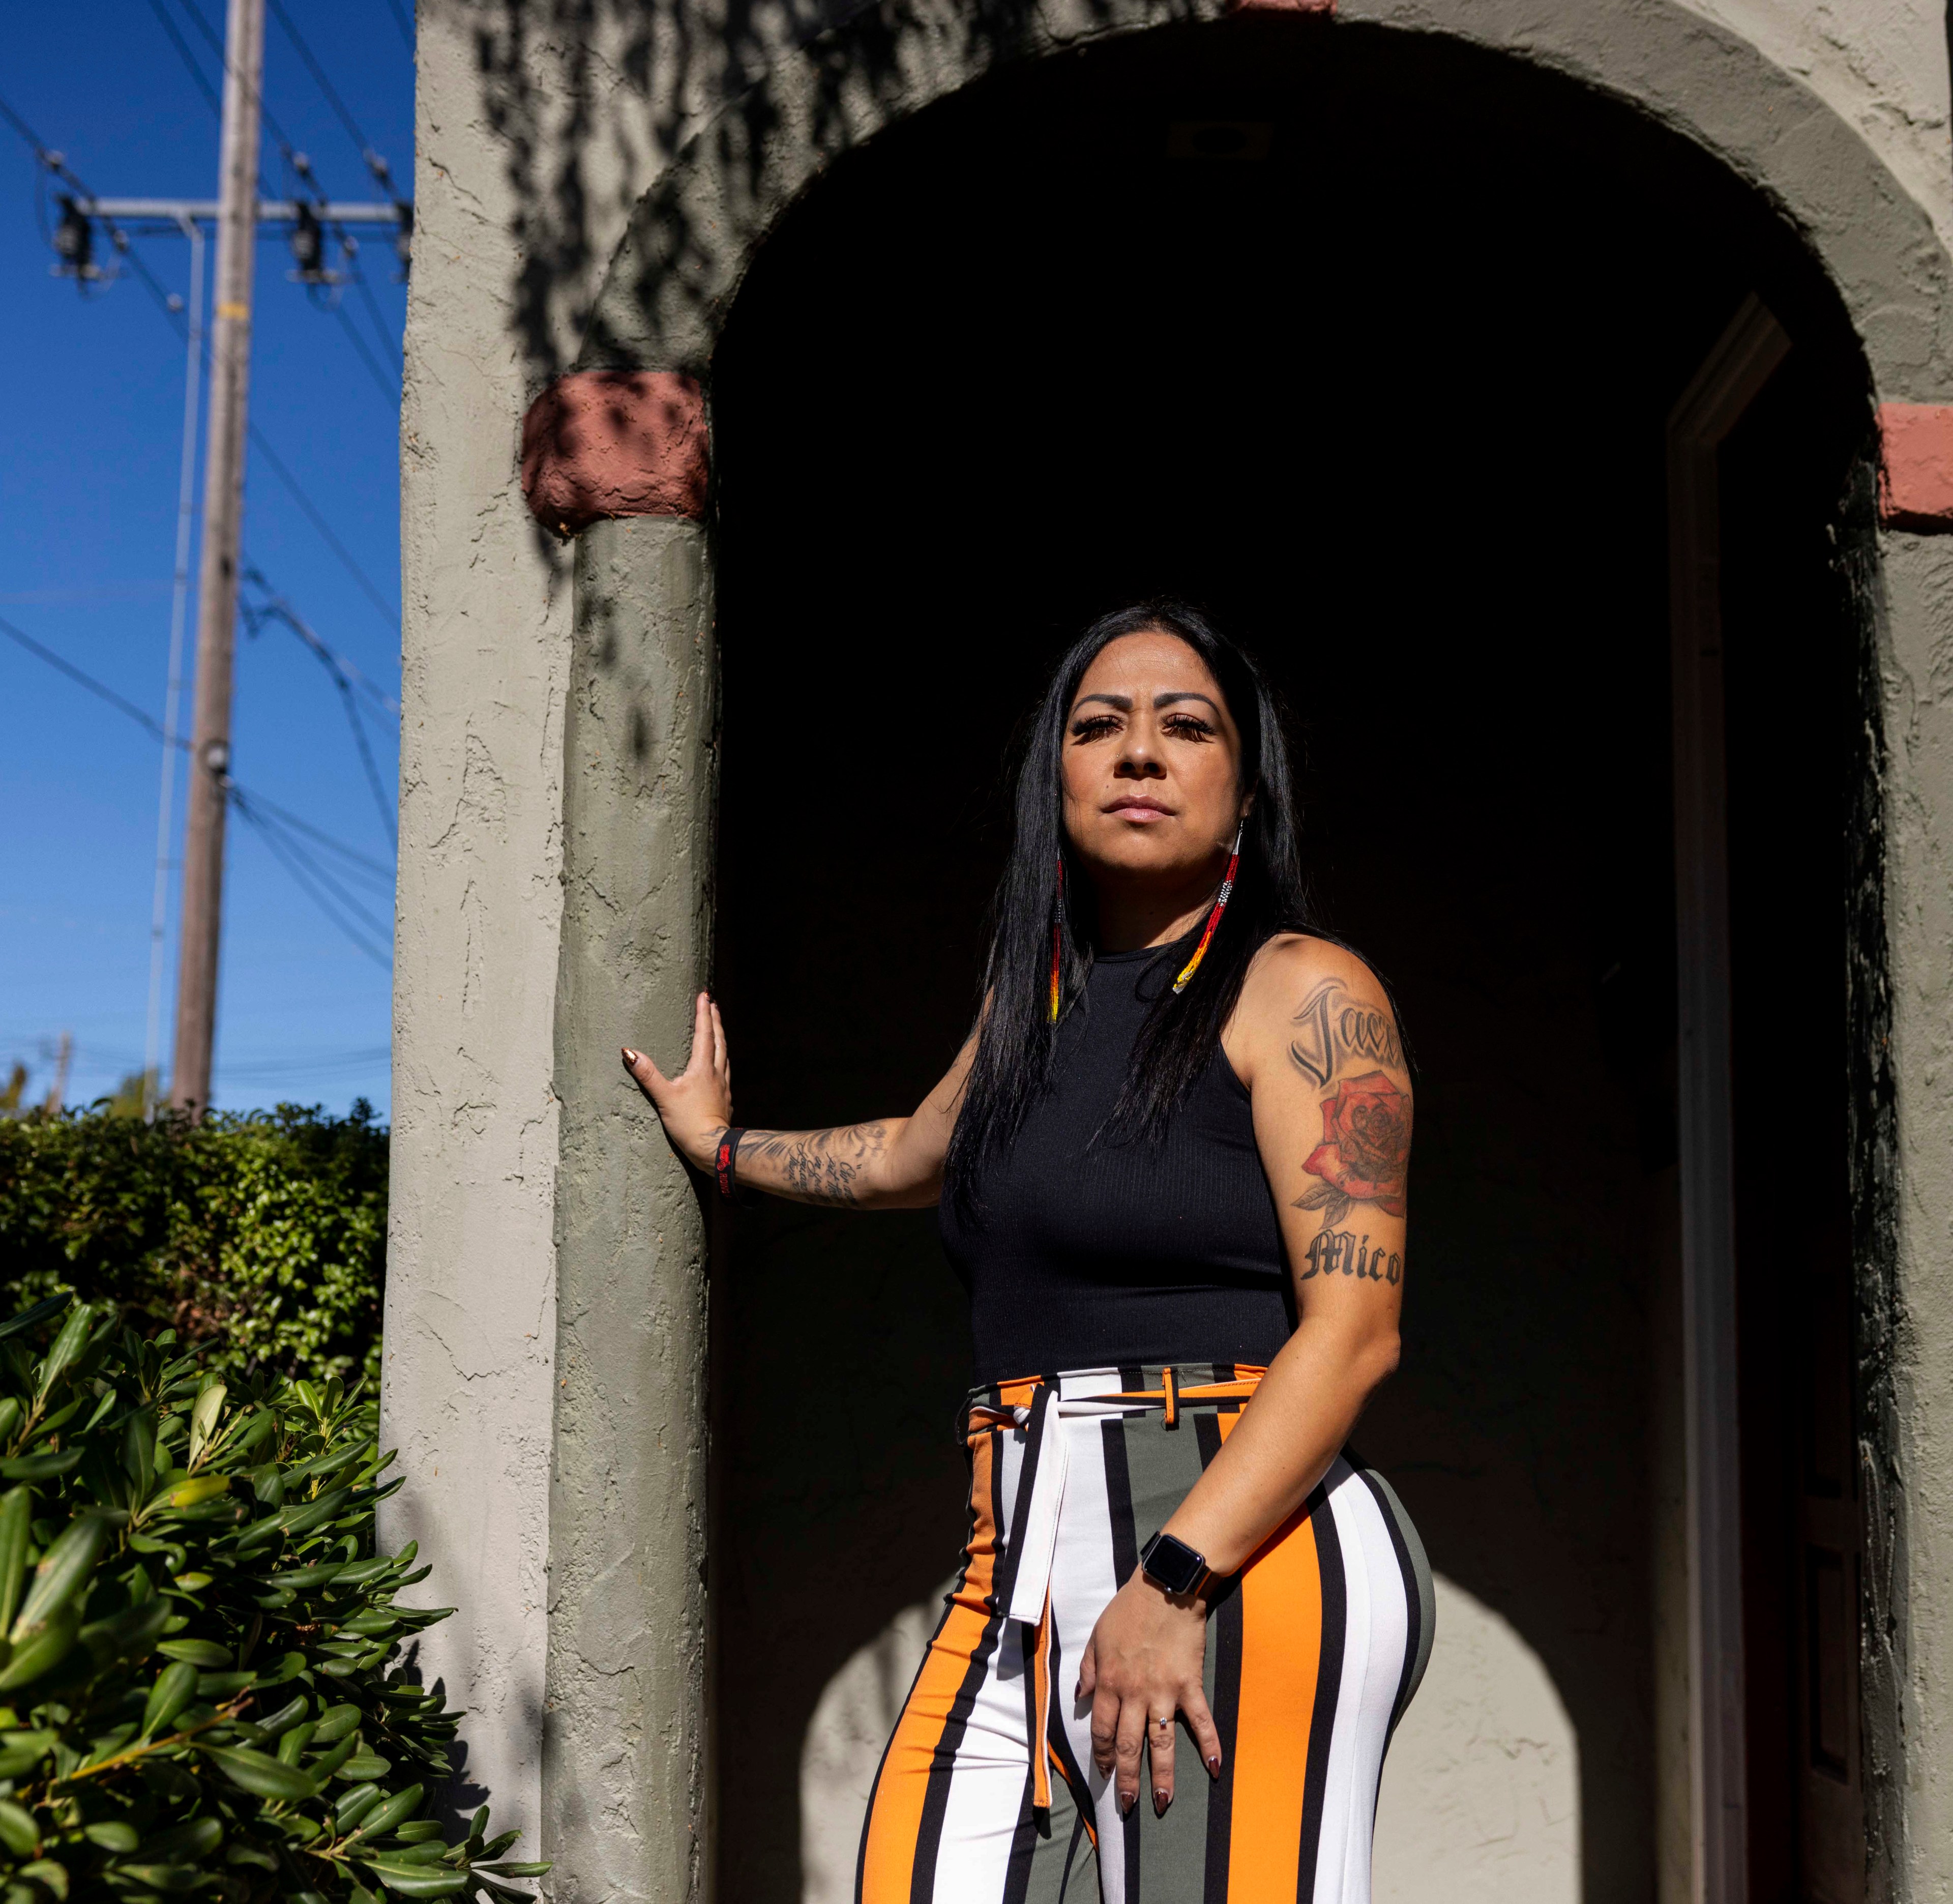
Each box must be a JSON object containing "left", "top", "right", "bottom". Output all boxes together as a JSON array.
[{"left": 1, "top": 0, "right": 410, "bottom": 1119}]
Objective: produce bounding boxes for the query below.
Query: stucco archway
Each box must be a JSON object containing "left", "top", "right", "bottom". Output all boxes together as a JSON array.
[{"left": 531, "top": 7, "right": 1919, "bottom": 1903}]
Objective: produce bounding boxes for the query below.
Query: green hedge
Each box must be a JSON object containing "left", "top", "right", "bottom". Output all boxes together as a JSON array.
[
  {"left": 0, "top": 1295, "right": 540, "bottom": 1903},
  {"left": 0, "top": 1109, "right": 386, "bottom": 1391}
]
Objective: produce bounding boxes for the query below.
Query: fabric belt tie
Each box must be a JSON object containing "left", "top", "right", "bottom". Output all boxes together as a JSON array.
[{"left": 963, "top": 1370, "right": 1263, "bottom": 1812}]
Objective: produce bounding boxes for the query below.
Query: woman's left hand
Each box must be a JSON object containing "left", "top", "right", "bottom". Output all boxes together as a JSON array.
[{"left": 1076, "top": 1569, "right": 1222, "bottom": 1818}]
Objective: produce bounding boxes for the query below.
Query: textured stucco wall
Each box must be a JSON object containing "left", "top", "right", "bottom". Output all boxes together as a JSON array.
[
  {"left": 382, "top": 5, "right": 575, "bottom": 1841},
  {"left": 394, "top": 0, "right": 1953, "bottom": 1897},
  {"left": 1870, "top": 532, "right": 1953, "bottom": 1904}
]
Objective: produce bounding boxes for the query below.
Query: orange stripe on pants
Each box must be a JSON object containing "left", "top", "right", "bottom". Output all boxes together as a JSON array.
[{"left": 1218, "top": 1414, "right": 1326, "bottom": 1900}]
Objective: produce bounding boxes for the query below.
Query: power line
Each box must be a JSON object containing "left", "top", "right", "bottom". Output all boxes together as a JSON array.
[
  {"left": 245, "top": 421, "right": 399, "bottom": 629},
  {"left": 229, "top": 787, "right": 391, "bottom": 965},
  {"left": 346, "top": 257, "right": 401, "bottom": 370},
  {"left": 382, "top": 0, "right": 413, "bottom": 52},
  {"left": 0, "top": 611, "right": 182, "bottom": 747},
  {"left": 243, "top": 570, "right": 398, "bottom": 843},
  {"left": 266, "top": 0, "right": 391, "bottom": 186},
  {"left": 0, "top": 86, "right": 404, "bottom": 636},
  {"left": 144, "top": 0, "right": 225, "bottom": 122},
  {"left": 0, "top": 611, "right": 397, "bottom": 952},
  {"left": 332, "top": 297, "right": 398, "bottom": 405},
  {"left": 171, "top": 0, "right": 301, "bottom": 159},
  {"left": 235, "top": 785, "right": 393, "bottom": 882}
]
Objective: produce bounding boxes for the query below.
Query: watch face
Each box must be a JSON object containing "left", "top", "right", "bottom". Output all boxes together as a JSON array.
[{"left": 1143, "top": 1534, "right": 1203, "bottom": 1594}]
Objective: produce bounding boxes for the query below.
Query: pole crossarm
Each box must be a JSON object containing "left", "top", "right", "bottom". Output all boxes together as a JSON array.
[{"left": 75, "top": 198, "right": 407, "bottom": 225}]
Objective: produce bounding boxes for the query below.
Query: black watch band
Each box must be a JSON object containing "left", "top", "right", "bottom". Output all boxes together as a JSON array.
[{"left": 1139, "top": 1530, "right": 1210, "bottom": 1598}]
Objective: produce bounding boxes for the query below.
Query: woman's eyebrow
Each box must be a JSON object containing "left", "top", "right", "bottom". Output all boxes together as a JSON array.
[
  {"left": 1155, "top": 691, "right": 1221, "bottom": 712},
  {"left": 1073, "top": 692, "right": 1133, "bottom": 712}
]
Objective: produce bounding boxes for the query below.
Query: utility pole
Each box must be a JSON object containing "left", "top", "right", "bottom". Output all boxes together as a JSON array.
[{"left": 171, "top": 0, "right": 266, "bottom": 1114}]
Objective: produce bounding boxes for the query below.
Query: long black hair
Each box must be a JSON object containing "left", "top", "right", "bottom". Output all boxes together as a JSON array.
[{"left": 944, "top": 601, "right": 1321, "bottom": 1216}]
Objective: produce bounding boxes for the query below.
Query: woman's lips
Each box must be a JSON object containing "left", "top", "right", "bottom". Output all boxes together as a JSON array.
[{"left": 1106, "top": 800, "right": 1172, "bottom": 822}]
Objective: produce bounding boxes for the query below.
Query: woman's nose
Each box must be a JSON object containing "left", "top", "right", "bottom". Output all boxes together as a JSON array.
[{"left": 1114, "top": 748, "right": 1167, "bottom": 779}]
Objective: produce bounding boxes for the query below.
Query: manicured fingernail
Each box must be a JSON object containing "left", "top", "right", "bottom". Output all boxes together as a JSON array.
[
  {"left": 623, "top": 1048, "right": 637, "bottom": 1062},
  {"left": 1118, "top": 1793, "right": 1135, "bottom": 1818},
  {"left": 1206, "top": 1755, "right": 1222, "bottom": 1778},
  {"left": 1152, "top": 1790, "right": 1170, "bottom": 1818}
]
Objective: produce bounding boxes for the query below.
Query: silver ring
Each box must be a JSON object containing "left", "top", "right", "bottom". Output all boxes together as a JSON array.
[{"left": 1152, "top": 1714, "right": 1174, "bottom": 1732}]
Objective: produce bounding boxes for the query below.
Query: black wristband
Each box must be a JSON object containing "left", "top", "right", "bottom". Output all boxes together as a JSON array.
[{"left": 715, "top": 1127, "right": 745, "bottom": 1202}]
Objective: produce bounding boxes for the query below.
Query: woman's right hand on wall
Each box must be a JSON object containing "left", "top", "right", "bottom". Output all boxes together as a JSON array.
[{"left": 622, "top": 991, "right": 732, "bottom": 1172}]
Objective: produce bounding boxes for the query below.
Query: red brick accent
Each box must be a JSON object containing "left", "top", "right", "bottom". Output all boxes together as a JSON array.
[
  {"left": 1230, "top": 0, "right": 1334, "bottom": 14},
  {"left": 1878, "top": 403, "right": 1953, "bottom": 532},
  {"left": 521, "top": 370, "right": 708, "bottom": 536}
]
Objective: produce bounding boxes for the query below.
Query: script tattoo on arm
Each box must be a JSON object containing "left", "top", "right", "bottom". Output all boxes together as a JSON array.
[
  {"left": 1298, "top": 1227, "right": 1403, "bottom": 1284},
  {"left": 736, "top": 1123, "right": 890, "bottom": 1207},
  {"left": 1287, "top": 976, "right": 1404, "bottom": 1088}
]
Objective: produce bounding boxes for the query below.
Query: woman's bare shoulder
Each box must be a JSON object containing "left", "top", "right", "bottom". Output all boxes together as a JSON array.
[{"left": 1230, "top": 933, "right": 1405, "bottom": 1086}]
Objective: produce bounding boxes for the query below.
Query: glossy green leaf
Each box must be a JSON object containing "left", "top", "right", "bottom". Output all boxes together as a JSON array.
[
  {"left": 0, "top": 1491, "right": 29, "bottom": 1649},
  {"left": 12, "top": 1512, "right": 108, "bottom": 1638},
  {"left": 155, "top": 1637, "right": 231, "bottom": 1669},
  {"left": 163, "top": 1474, "right": 230, "bottom": 1512},
  {"left": 81, "top": 1822, "right": 138, "bottom": 1853},
  {"left": 476, "top": 1865, "right": 551, "bottom": 1879},
  {"left": 35, "top": 1303, "right": 93, "bottom": 1399},
  {"left": 0, "top": 1298, "right": 70, "bottom": 1349},
  {"left": 0, "top": 1801, "right": 36, "bottom": 1858},
  {"left": 338, "top": 1751, "right": 392, "bottom": 1780},
  {"left": 0, "top": 1609, "right": 77, "bottom": 1691},
  {"left": 346, "top": 1784, "right": 425, "bottom": 1843},
  {"left": 357, "top": 1860, "right": 468, "bottom": 1898},
  {"left": 333, "top": 1783, "right": 382, "bottom": 1830},
  {"left": 198, "top": 1743, "right": 319, "bottom": 1801},
  {"left": 310, "top": 1703, "right": 360, "bottom": 1744},
  {"left": 15, "top": 1858, "right": 66, "bottom": 1900},
  {"left": 108, "top": 1864, "right": 201, "bottom": 1893},
  {"left": 139, "top": 1817, "right": 222, "bottom": 1862},
  {"left": 0, "top": 1452, "right": 79, "bottom": 1485},
  {"left": 187, "top": 1384, "right": 226, "bottom": 1470},
  {"left": 142, "top": 1659, "right": 199, "bottom": 1736}
]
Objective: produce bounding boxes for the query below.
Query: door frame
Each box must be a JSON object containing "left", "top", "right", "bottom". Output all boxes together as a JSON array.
[{"left": 1667, "top": 292, "right": 1791, "bottom": 1904}]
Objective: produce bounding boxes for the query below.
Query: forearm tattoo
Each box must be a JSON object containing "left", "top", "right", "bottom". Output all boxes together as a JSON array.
[{"left": 736, "top": 1123, "right": 890, "bottom": 1207}]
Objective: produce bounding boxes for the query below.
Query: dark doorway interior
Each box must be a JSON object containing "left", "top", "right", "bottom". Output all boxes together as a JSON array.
[{"left": 706, "top": 21, "right": 1866, "bottom": 1901}]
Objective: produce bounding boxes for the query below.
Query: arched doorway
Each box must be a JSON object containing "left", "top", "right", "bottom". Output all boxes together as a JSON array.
[{"left": 703, "top": 18, "right": 1873, "bottom": 1902}]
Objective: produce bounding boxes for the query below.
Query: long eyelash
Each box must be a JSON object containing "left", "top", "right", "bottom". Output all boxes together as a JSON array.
[
  {"left": 1070, "top": 717, "right": 1119, "bottom": 739},
  {"left": 1163, "top": 716, "right": 1214, "bottom": 738}
]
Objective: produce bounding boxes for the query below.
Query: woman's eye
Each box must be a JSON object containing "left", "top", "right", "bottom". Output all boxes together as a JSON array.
[
  {"left": 1070, "top": 716, "right": 1119, "bottom": 741},
  {"left": 1163, "top": 716, "right": 1214, "bottom": 740}
]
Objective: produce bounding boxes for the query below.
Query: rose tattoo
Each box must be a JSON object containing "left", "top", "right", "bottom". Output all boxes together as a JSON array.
[{"left": 1295, "top": 1070, "right": 1412, "bottom": 1224}]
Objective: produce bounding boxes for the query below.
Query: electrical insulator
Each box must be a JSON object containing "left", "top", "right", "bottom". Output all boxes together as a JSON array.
[
  {"left": 52, "top": 196, "right": 94, "bottom": 278},
  {"left": 289, "top": 203, "right": 326, "bottom": 280},
  {"left": 393, "top": 202, "right": 413, "bottom": 278}
]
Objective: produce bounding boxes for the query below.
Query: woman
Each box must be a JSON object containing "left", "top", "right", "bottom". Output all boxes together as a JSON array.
[{"left": 624, "top": 603, "right": 1431, "bottom": 1903}]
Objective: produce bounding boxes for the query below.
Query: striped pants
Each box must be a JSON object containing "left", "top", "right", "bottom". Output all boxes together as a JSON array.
[{"left": 857, "top": 1365, "right": 1433, "bottom": 1904}]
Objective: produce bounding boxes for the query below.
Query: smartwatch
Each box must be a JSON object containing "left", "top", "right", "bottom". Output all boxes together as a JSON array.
[{"left": 1139, "top": 1530, "right": 1210, "bottom": 1599}]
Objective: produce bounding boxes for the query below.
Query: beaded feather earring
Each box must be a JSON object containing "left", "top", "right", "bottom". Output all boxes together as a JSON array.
[{"left": 1171, "top": 822, "right": 1245, "bottom": 996}]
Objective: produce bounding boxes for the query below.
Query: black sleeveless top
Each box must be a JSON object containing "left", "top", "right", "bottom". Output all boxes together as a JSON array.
[{"left": 939, "top": 941, "right": 1294, "bottom": 1384}]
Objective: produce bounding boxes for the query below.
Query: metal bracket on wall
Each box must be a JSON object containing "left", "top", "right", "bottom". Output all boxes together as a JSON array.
[{"left": 1666, "top": 291, "right": 1791, "bottom": 1904}]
